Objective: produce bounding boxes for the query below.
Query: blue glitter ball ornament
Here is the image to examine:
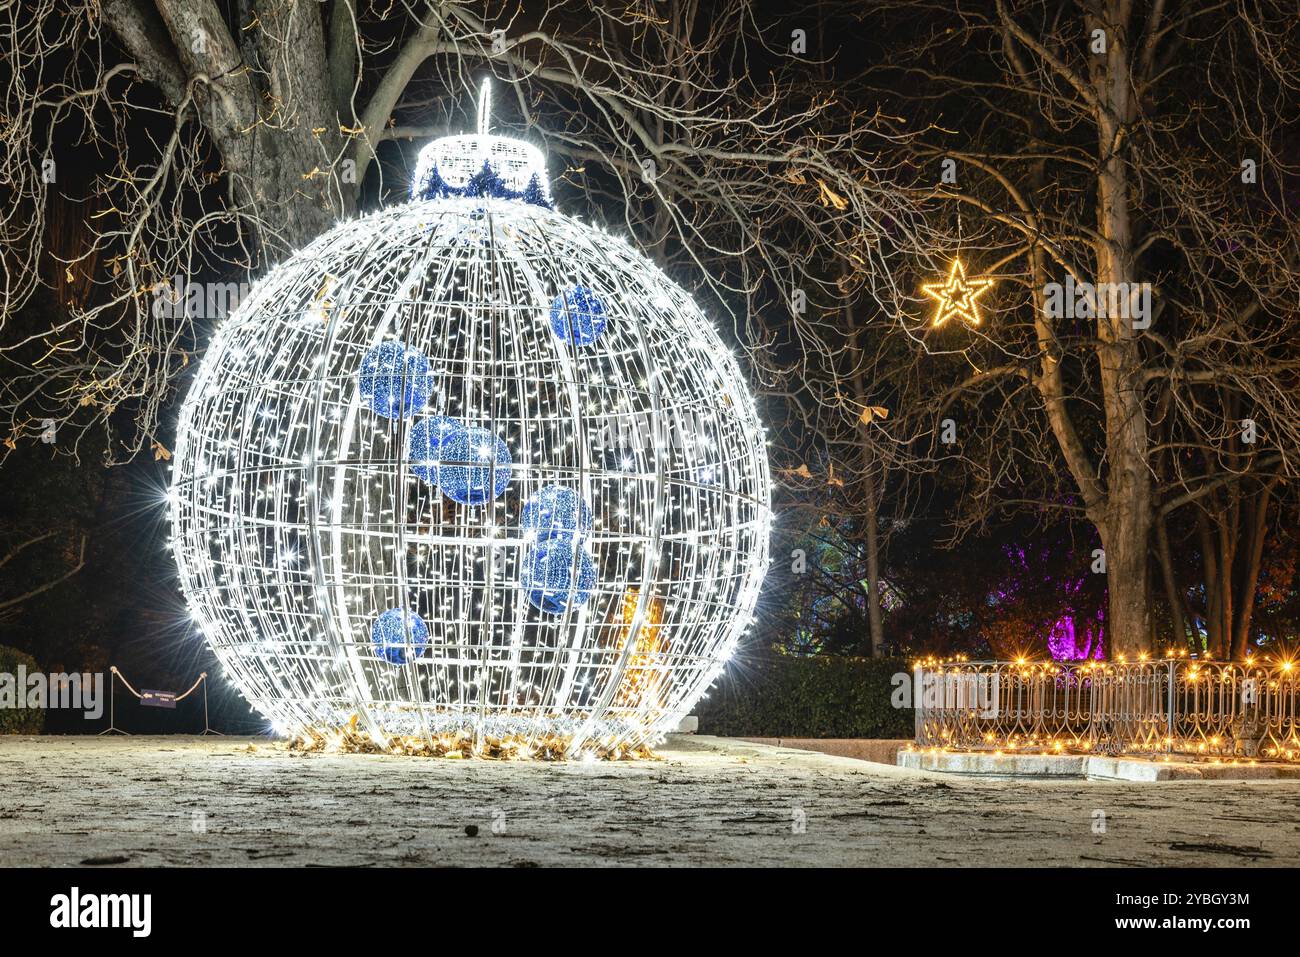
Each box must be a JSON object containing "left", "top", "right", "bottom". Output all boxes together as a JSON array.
[
  {"left": 407, "top": 415, "right": 462, "bottom": 485},
  {"left": 370, "top": 608, "right": 429, "bottom": 664},
  {"left": 520, "top": 484, "right": 594, "bottom": 546},
  {"left": 359, "top": 341, "right": 432, "bottom": 418},
  {"left": 438, "top": 426, "right": 513, "bottom": 505},
  {"left": 521, "top": 540, "right": 597, "bottom": 614},
  {"left": 549, "top": 286, "right": 608, "bottom": 346}
]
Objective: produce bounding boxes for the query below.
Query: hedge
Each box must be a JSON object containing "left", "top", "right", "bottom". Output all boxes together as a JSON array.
[
  {"left": 695, "top": 654, "right": 913, "bottom": 738},
  {"left": 0, "top": 644, "right": 45, "bottom": 734}
]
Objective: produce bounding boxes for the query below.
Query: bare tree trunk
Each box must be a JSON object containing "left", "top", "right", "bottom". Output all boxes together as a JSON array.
[
  {"left": 1153, "top": 515, "right": 1186, "bottom": 650},
  {"left": 104, "top": 0, "right": 352, "bottom": 255},
  {"left": 1091, "top": 1, "right": 1151, "bottom": 658},
  {"left": 861, "top": 460, "right": 885, "bottom": 657},
  {"left": 1196, "top": 507, "right": 1224, "bottom": 657},
  {"left": 1231, "top": 480, "right": 1277, "bottom": 659},
  {"left": 1152, "top": 389, "right": 1186, "bottom": 650},
  {"left": 1217, "top": 505, "right": 1236, "bottom": 655},
  {"left": 1102, "top": 491, "right": 1152, "bottom": 658},
  {"left": 849, "top": 324, "right": 885, "bottom": 657}
]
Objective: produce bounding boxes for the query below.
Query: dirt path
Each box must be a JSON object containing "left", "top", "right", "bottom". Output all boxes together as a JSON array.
[{"left": 0, "top": 735, "right": 1294, "bottom": 866}]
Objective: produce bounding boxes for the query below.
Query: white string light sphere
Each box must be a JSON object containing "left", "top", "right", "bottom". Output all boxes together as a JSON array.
[{"left": 169, "top": 84, "right": 771, "bottom": 757}]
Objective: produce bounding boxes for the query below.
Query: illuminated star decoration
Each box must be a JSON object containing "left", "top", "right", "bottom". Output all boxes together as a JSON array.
[{"left": 921, "top": 258, "right": 995, "bottom": 328}]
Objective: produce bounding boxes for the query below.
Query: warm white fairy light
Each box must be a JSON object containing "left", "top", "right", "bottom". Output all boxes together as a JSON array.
[{"left": 169, "top": 84, "right": 771, "bottom": 756}]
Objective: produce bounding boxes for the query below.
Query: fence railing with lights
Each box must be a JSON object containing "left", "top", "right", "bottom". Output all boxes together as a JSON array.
[{"left": 911, "top": 657, "right": 1300, "bottom": 762}]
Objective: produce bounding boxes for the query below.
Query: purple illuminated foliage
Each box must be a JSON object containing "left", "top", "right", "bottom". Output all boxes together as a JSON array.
[
  {"left": 1046, "top": 605, "right": 1105, "bottom": 661},
  {"left": 996, "top": 544, "right": 1105, "bottom": 661}
]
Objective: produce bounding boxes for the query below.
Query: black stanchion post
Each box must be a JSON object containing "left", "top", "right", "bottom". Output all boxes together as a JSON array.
[
  {"left": 97, "top": 666, "right": 129, "bottom": 736},
  {"left": 200, "top": 672, "right": 221, "bottom": 735}
]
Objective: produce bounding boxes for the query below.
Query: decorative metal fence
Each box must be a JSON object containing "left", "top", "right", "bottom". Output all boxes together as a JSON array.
[{"left": 913, "top": 658, "right": 1300, "bottom": 761}]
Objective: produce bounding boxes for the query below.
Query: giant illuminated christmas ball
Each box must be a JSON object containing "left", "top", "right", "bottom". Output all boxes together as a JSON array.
[{"left": 168, "top": 86, "right": 771, "bottom": 756}]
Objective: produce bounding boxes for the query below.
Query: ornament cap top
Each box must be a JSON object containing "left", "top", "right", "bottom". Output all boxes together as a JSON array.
[{"left": 410, "top": 78, "right": 553, "bottom": 208}]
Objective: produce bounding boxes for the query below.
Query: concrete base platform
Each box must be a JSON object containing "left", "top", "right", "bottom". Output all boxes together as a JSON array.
[{"left": 898, "top": 749, "right": 1300, "bottom": 781}]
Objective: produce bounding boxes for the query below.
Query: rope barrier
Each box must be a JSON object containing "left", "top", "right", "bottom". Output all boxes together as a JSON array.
[
  {"left": 173, "top": 673, "right": 207, "bottom": 702},
  {"left": 108, "top": 666, "right": 142, "bottom": 699},
  {"left": 100, "top": 668, "right": 220, "bottom": 735}
]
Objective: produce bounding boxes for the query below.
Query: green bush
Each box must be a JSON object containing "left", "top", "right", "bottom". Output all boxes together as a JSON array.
[
  {"left": 0, "top": 644, "right": 45, "bottom": 734},
  {"left": 695, "top": 654, "right": 913, "bottom": 738}
]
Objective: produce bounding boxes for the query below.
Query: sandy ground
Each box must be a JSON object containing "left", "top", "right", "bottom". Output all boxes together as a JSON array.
[{"left": 0, "top": 734, "right": 1296, "bottom": 867}]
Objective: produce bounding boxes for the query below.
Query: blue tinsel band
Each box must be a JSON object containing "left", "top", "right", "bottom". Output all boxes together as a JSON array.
[{"left": 413, "top": 160, "right": 554, "bottom": 210}]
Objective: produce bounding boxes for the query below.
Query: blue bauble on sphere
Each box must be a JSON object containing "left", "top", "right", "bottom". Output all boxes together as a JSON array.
[
  {"left": 359, "top": 341, "right": 432, "bottom": 418},
  {"left": 370, "top": 608, "right": 429, "bottom": 664},
  {"left": 549, "top": 285, "right": 608, "bottom": 346},
  {"left": 439, "top": 425, "right": 513, "bottom": 505},
  {"left": 521, "top": 539, "right": 597, "bottom": 614},
  {"left": 407, "top": 415, "right": 462, "bottom": 485},
  {"left": 521, "top": 484, "right": 594, "bottom": 545}
]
